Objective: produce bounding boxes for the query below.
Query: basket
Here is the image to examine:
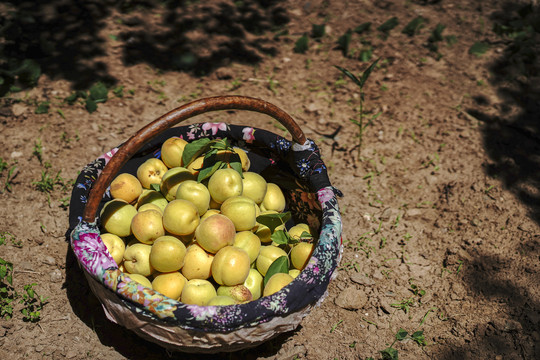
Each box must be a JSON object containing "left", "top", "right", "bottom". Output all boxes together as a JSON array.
[{"left": 68, "top": 95, "right": 343, "bottom": 353}]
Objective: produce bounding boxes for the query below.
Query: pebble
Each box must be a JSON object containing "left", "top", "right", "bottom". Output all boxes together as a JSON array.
[
  {"left": 50, "top": 269, "right": 63, "bottom": 282},
  {"left": 350, "top": 273, "right": 375, "bottom": 286},
  {"left": 10, "top": 151, "right": 23, "bottom": 158},
  {"left": 405, "top": 208, "right": 423, "bottom": 218},
  {"left": 12, "top": 103, "right": 28, "bottom": 116},
  {"left": 65, "top": 350, "right": 79, "bottom": 359},
  {"left": 43, "top": 256, "right": 56, "bottom": 266},
  {"left": 334, "top": 287, "right": 368, "bottom": 310}
]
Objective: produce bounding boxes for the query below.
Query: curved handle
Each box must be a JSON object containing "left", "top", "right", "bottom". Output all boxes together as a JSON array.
[{"left": 82, "top": 95, "right": 306, "bottom": 222}]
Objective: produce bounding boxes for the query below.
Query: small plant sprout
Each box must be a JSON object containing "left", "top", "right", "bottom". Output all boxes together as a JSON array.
[
  {"left": 20, "top": 283, "right": 49, "bottom": 322},
  {"left": 335, "top": 59, "right": 382, "bottom": 161},
  {"left": 33, "top": 138, "right": 43, "bottom": 164},
  {"left": 0, "top": 158, "right": 18, "bottom": 193},
  {"left": 0, "top": 256, "right": 15, "bottom": 320}
]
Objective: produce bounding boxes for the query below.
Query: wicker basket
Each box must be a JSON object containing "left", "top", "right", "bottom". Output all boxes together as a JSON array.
[{"left": 68, "top": 95, "right": 342, "bottom": 353}]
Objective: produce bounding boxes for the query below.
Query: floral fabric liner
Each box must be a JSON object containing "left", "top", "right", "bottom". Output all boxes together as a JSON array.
[{"left": 69, "top": 122, "right": 343, "bottom": 332}]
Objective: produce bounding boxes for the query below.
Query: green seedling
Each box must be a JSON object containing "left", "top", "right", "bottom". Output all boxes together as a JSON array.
[
  {"left": 354, "top": 22, "right": 372, "bottom": 34},
  {"left": 113, "top": 85, "right": 125, "bottom": 97},
  {"left": 20, "top": 283, "right": 49, "bottom": 322},
  {"left": 390, "top": 297, "right": 415, "bottom": 314},
  {"left": 408, "top": 278, "right": 426, "bottom": 298},
  {"left": 0, "top": 232, "right": 22, "bottom": 248},
  {"left": 311, "top": 24, "right": 326, "bottom": 39},
  {"left": 35, "top": 101, "right": 50, "bottom": 114},
  {"left": 228, "top": 78, "right": 243, "bottom": 91},
  {"left": 335, "top": 59, "right": 381, "bottom": 161},
  {"left": 469, "top": 42, "right": 490, "bottom": 57},
  {"left": 330, "top": 319, "right": 344, "bottom": 333},
  {"left": 33, "top": 139, "right": 43, "bottom": 164},
  {"left": 0, "top": 158, "right": 17, "bottom": 193},
  {"left": 33, "top": 170, "right": 64, "bottom": 193},
  {"left": 0, "top": 59, "right": 41, "bottom": 97},
  {"left": 377, "top": 17, "right": 399, "bottom": 39},
  {"left": 0, "top": 257, "right": 15, "bottom": 320},
  {"left": 294, "top": 34, "right": 309, "bottom": 54},
  {"left": 402, "top": 16, "right": 426, "bottom": 37},
  {"left": 337, "top": 30, "right": 352, "bottom": 57}
]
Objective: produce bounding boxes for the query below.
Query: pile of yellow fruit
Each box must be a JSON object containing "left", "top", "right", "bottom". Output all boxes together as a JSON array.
[{"left": 99, "top": 137, "right": 315, "bottom": 306}]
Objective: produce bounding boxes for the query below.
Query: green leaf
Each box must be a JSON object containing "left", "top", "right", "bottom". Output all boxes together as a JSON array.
[
  {"left": 270, "top": 230, "right": 290, "bottom": 245},
  {"left": 377, "top": 17, "right": 399, "bottom": 34},
  {"left": 85, "top": 98, "right": 97, "bottom": 113},
  {"left": 359, "top": 48, "right": 373, "bottom": 62},
  {"left": 402, "top": 16, "right": 426, "bottom": 37},
  {"left": 380, "top": 347, "right": 399, "bottom": 360},
  {"left": 89, "top": 82, "right": 108, "bottom": 102},
  {"left": 445, "top": 35, "right": 458, "bottom": 46},
  {"left": 299, "top": 231, "right": 313, "bottom": 240},
  {"left": 209, "top": 138, "right": 229, "bottom": 151},
  {"left": 263, "top": 256, "right": 289, "bottom": 287},
  {"left": 197, "top": 161, "right": 226, "bottom": 182},
  {"left": 294, "top": 34, "right": 309, "bottom": 54},
  {"left": 16, "top": 59, "right": 41, "bottom": 87},
  {"left": 256, "top": 212, "right": 292, "bottom": 234},
  {"left": 469, "top": 42, "right": 489, "bottom": 57},
  {"left": 429, "top": 24, "right": 446, "bottom": 43},
  {"left": 35, "top": 101, "right": 50, "bottom": 114},
  {"left": 411, "top": 330, "right": 426, "bottom": 346},
  {"left": 182, "top": 138, "right": 212, "bottom": 166},
  {"left": 229, "top": 161, "right": 243, "bottom": 177},
  {"left": 311, "top": 24, "right": 326, "bottom": 39},
  {"left": 65, "top": 90, "right": 86, "bottom": 105},
  {"left": 150, "top": 183, "right": 161, "bottom": 192},
  {"left": 395, "top": 328, "right": 408, "bottom": 341},
  {"left": 334, "top": 66, "right": 362, "bottom": 88},
  {"left": 359, "top": 58, "right": 381, "bottom": 89},
  {"left": 353, "top": 22, "right": 371, "bottom": 34},
  {"left": 337, "top": 30, "right": 352, "bottom": 57}
]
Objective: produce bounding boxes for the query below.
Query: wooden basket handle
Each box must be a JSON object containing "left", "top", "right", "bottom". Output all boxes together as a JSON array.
[{"left": 82, "top": 95, "right": 306, "bottom": 222}]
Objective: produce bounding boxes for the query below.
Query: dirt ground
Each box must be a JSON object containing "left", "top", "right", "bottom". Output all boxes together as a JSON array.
[{"left": 1, "top": 0, "right": 539, "bottom": 359}]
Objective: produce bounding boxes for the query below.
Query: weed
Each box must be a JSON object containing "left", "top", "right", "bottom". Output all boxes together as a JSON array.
[
  {"left": 369, "top": 324, "right": 428, "bottom": 360},
  {"left": 390, "top": 297, "right": 415, "bottom": 314},
  {"left": 268, "top": 77, "right": 279, "bottom": 95},
  {"left": 33, "top": 138, "right": 43, "bottom": 163},
  {"left": 112, "top": 85, "right": 125, "bottom": 97},
  {"left": 402, "top": 16, "right": 426, "bottom": 37},
  {"left": 33, "top": 170, "right": 64, "bottom": 193},
  {"left": 0, "top": 257, "right": 15, "bottom": 319},
  {"left": 0, "top": 158, "right": 18, "bottom": 193},
  {"left": 59, "top": 196, "right": 71, "bottom": 210},
  {"left": 0, "top": 232, "right": 22, "bottom": 248},
  {"left": 294, "top": 34, "right": 309, "bottom": 54},
  {"left": 334, "top": 59, "right": 381, "bottom": 161},
  {"left": 228, "top": 78, "right": 243, "bottom": 91},
  {"left": 20, "top": 283, "right": 48, "bottom": 322},
  {"left": 35, "top": 101, "right": 50, "bottom": 114},
  {"left": 408, "top": 278, "right": 426, "bottom": 298},
  {"left": 330, "top": 319, "right": 344, "bottom": 333}
]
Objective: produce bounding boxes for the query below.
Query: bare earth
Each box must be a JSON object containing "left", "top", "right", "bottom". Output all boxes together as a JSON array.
[{"left": 0, "top": 1, "right": 539, "bottom": 359}]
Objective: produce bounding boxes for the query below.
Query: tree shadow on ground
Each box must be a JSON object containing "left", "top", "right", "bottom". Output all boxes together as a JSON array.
[
  {"left": 440, "top": 2, "right": 540, "bottom": 359},
  {"left": 467, "top": 2, "right": 540, "bottom": 223},
  {"left": 0, "top": 0, "right": 288, "bottom": 93},
  {"left": 63, "top": 245, "right": 295, "bottom": 360}
]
